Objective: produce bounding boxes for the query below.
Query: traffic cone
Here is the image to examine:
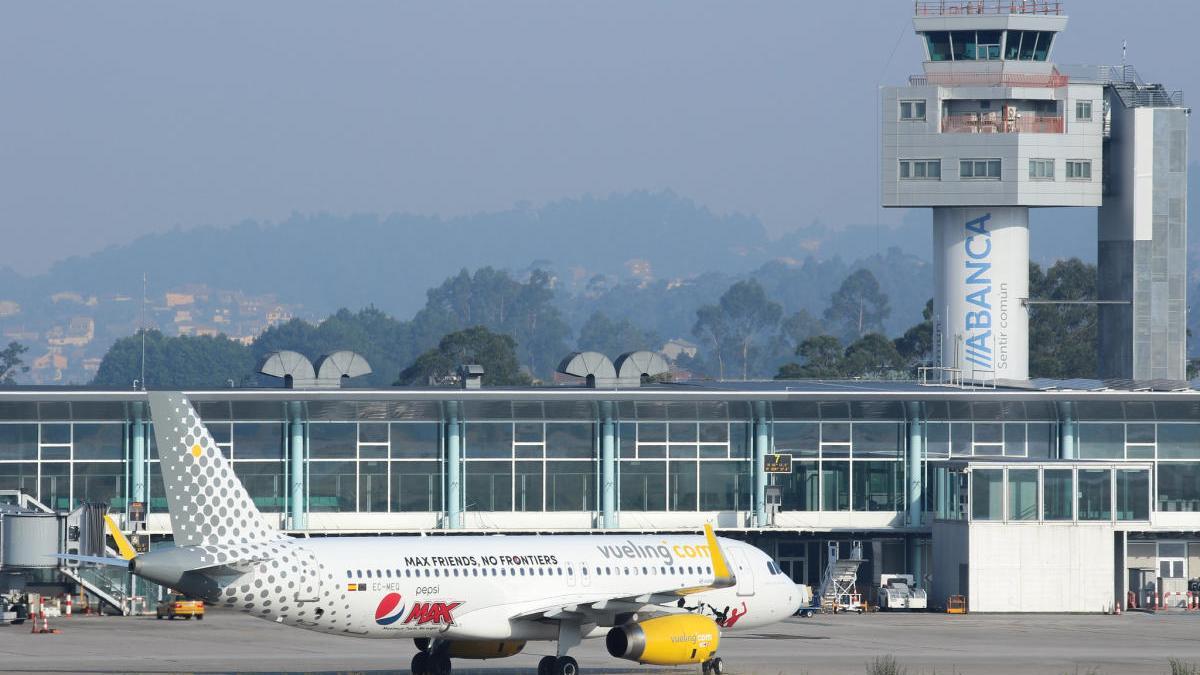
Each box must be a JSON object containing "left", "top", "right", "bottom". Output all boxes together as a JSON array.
[{"left": 63, "top": 594, "right": 72, "bottom": 618}]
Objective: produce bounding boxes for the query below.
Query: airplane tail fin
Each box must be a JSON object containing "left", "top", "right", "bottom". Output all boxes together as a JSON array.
[{"left": 147, "top": 392, "right": 279, "bottom": 548}]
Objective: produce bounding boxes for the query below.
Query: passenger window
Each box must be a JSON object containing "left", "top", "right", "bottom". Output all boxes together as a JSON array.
[
  {"left": 385, "top": 570, "right": 392, "bottom": 578},
  {"left": 345, "top": 571, "right": 352, "bottom": 579},
  {"left": 405, "top": 570, "right": 411, "bottom": 577},
  {"left": 356, "top": 570, "right": 363, "bottom": 578}
]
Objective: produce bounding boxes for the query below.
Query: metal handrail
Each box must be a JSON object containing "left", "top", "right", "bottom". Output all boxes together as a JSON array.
[
  {"left": 915, "top": 0, "right": 1063, "bottom": 15},
  {"left": 942, "top": 113, "right": 1064, "bottom": 134},
  {"left": 909, "top": 69, "right": 1068, "bottom": 88}
]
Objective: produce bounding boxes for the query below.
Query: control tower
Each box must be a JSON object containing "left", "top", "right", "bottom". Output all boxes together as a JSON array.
[{"left": 882, "top": 1, "right": 1188, "bottom": 382}]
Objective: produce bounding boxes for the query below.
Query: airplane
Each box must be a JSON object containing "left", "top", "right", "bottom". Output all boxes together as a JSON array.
[{"left": 63, "top": 392, "right": 803, "bottom": 675}]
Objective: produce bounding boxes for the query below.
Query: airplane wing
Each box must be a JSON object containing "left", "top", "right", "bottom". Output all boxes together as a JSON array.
[{"left": 509, "top": 524, "right": 737, "bottom": 624}]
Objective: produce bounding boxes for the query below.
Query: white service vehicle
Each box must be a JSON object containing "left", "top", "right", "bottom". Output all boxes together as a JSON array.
[
  {"left": 878, "top": 574, "right": 927, "bottom": 611},
  {"left": 61, "top": 392, "right": 803, "bottom": 675}
]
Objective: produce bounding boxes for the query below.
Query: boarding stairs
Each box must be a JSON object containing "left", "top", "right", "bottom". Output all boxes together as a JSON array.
[
  {"left": 817, "top": 541, "right": 865, "bottom": 613},
  {"left": 0, "top": 492, "right": 133, "bottom": 615}
]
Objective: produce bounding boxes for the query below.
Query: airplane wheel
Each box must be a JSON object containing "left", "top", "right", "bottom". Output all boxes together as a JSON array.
[
  {"left": 710, "top": 657, "right": 725, "bottom": 674},
  {"left": 538, "top": 655, "right": 557, "bottom": 675},
  {"left": 410, "top": 651, "right": 429, "bottom": 675},
  {"left": 553, "top": 655, "right": 579, "bottom": 675},
  {"left": 431, "top": 654, "right": 452, "bottom": 675}
]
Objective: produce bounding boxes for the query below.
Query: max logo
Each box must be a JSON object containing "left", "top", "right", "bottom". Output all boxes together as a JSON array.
[
  {"left": 374, "top": 592, "right": 406, "bottom": 626},
  {"left": 403, "top": 601, "right": 463, "bottom": 626}
]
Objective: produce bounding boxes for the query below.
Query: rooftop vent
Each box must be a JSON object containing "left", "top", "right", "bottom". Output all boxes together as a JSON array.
[
  {"left": 557, "top": 351, "right": 618, "bottom": 388},
  {"left": 557, "top": 350, "right": 669, "bottom": 388},
  {"left": 259, "top": 350, "right": 372, "bottom": 389},
  {"left": 614, "top": 350, "right": 670, "bottom": 385},
  {"left": 459, "top": 364, "right": 484, "bottom": 389}
]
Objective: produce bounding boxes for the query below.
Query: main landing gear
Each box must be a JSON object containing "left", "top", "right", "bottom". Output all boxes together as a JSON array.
[
  {"left": 701, "top": 656, "right": 725, "bottom": 674},
  {"left": 409, "top": 642, "right": 451, "bottom": 675},
  {"left": 537, "top": 655, "right": 579, "bottom": 675}
]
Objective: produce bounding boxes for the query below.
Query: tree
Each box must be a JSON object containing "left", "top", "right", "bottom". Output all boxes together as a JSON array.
[
  {"left": 894, "top": 299, "right": 933, "bottom": 366},
  {"left": 841, "top": 333, "right": 905, "bottom": 378},
  {"left": 0, "top": 341, "right": 29, "bottom": 384},
  {"left": 253, "top": 307, "right": 415, "bottom": 388},
  {"left": 691, "top": 304, "right": 730, "bottom": 380},
  {"left": 780, "top": 310, "right": 825, "bottom": 353},
  {"left": 410, "top": 267, "right": 570, "bottom": 380},
  {"left": 776, "top": 335, "right": 844, "bottom": 379},
  {"left": 693, "top": 280, "right": 782, "bottom": 380},
  {"left": 577, "top": 311, "right": 661, "bottom": 357},
  {"left": 396, "top": 326, "right": 531, "bottom": 387},
  {"left": 1028, "top": 259, "right": 1097, "bottom": 378},
  {"left": 824, "top": 269, "right": 891, "bottom": 343},
  {"left": 92, "top": 330, "right": 256, "bottom": 388}
]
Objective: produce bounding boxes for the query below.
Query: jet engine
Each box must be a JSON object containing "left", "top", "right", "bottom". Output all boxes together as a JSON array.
[{"left": 605, "top": 614, "right": 720, "bottom": 665}]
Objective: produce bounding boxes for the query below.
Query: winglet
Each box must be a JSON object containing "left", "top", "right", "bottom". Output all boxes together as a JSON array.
[
  {"left": 104, "top": 514, "right": 138, "bottom": 561},
  {"left": 704, "top": 524, "right": 736, "bottom": 589}
]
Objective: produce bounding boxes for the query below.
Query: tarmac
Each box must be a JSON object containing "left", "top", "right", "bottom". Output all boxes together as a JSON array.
[{"left": 3, "top": 608, "right": 1200, "bottom": 675}]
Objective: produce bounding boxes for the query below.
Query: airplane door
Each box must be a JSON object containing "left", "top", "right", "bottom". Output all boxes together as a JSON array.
[{"left": 730, "top": 549, "right": 755, "bottom": 597}]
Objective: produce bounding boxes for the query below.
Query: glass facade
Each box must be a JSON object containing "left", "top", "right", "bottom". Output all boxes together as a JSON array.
[{"left": 0, "top": 396, "right": 1192, "bottom": 527}]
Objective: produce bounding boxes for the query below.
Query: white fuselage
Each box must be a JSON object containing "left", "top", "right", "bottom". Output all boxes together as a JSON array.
[{"left": 218, "top": 534, "right": 801, "bottom": 642}]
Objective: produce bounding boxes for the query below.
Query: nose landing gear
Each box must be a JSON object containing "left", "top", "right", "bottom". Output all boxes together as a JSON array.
[{"left": 702, "top": 656, "right": 725, "bottom": 675}]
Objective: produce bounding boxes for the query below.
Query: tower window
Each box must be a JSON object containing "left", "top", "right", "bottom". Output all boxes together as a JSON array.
[
  {"left": 1076, "top": 100, "right": 1093, "bottom": 121},
  {"left": 1029, "top": 159, "right": 1055, "bottom": 180},
  {"left": 960, "top": 159, "right": 1001, "bottom": 180},
  {"left": 899, "top": 100, "right": 927, "bottom": 121},
  {"left": 1066, "top": 161, "right": 1092, "bottom": 180},
  {"left": 899, "top": 159, "right": 941, "bottom": 180}
]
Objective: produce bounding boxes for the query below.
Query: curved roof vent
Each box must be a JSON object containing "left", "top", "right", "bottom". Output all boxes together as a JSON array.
[
  {"left": 259, "top": 350, "right": 317, "bottom": 388},
  {"left": 315, "top": 350, "right": 373, "bottom": 384},
  {"left": 260, "top": 350, "right": 372, "bottom": 389},
  {"left": 615, "top": 351, "right": 671, "bottom": 385},
  {"left": 557, "top": 351, "right": 618, "bottom": 388}
]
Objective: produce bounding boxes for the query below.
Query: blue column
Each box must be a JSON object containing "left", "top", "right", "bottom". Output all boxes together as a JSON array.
[
  {"left": 288, "top": 401, "right": 306, "bottom": 530},
  {"left": 446, "top": 402, "right": 462, "bottom": 529},
  {"left": 753, "top": 401, "right": 768, "bottom": 527},
  {"left": 130, "top": 403, "right": 146, "bottom": 508},
  {"left": 904, "top": 401, "right": 924, "bottom": 528},
  {"left": 600, "top": 402, "right": 616, "bottom": 529},
  {"left": 1058, "top": 401, "right": 1076, "bottom": 460}
]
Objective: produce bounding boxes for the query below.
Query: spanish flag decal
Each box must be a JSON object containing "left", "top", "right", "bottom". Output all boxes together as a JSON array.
[{"left": 347, "top": 583, "right": 361, "bottom": 591}]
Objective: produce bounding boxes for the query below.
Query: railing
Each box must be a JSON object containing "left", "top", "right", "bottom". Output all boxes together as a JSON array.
[
  {"left": 942, "top": 113, "right": 1064, "bottom": 133},
  {"left": 915, "top": 0, "right": 1063, "bottom": 15},
  {"left": 909, "top": 69, "right": 1068, "bottom": 88}
]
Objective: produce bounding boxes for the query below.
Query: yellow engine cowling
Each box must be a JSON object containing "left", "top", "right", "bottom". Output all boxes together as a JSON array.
[
  {"left": 605, "top": 614, "right": 720, "bottom": 666},
  {"left": 444, "top": 640, "right": 525, "bottom": 659}
]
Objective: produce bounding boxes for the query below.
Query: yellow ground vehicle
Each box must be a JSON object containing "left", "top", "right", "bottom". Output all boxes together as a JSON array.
[{"left": 156, "top": 595, "right": 205, "bottom": 620}]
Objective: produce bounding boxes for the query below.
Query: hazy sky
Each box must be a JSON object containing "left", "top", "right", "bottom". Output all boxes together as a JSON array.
[{"left": 1, "top": 0, "right": 1195, "bottom": 274}]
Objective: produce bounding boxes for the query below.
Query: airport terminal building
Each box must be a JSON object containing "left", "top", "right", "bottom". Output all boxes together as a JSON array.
[{"left": 3, "top": 372, "right": 1200, "bottom": 613}]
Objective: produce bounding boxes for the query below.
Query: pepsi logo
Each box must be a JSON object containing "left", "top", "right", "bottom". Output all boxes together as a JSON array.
[{"left": 375, "top": 592, "right": 406, "bottom": 626}]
